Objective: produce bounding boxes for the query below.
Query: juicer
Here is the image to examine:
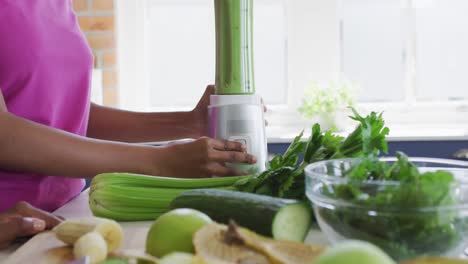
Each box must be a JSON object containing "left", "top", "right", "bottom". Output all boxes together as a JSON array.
[{"left": 208, "top": 0, "right": 268, "bottom": 174}]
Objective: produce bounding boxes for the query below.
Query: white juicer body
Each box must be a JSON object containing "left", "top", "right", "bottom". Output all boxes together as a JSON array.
[{"left": 208, "top": 94, "right": 268, "bottom": 174}]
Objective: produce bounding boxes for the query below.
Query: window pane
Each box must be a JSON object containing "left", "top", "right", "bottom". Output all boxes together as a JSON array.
[
  {"left": 341, "top": 0, "right": 405, "bottom": 102},
  {"left": 147, "top": 0, "right": 215, "bottom": 108},
  {"left": 254, "top": 0, "right": 287, "bottom": 104},
  {"left": 414, "top": 0, "right": 468, "bottom": 101},
  {"left": 146, "top": 0, "right": 287, "bottom": 108}
]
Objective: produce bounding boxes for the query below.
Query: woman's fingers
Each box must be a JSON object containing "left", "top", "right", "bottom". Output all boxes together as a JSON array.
[
  {"left": 0, "top": 202, "right": 61, "bottom": 249},
  {"left": 0, "top": 216, "right": 17, "bottom": 249},
  {"left": 211, "top": 139, "right": 247, "bottom": 152},
  {"left": 212, "top": 150, "right": 257, "bottom": 164},
  {"left": 0, "top": 215, "right": 46, "bottom": 249},
  {"left": 206, "top": 138, "right": 257, "bottom": 164},
  {"left": 13, "top": 216, "right": 46, "bottom": 237},
  {"left": 10, "top": 201, "right": 62, "bottom": 229},
  {"left": 207, "top": 163, "right": 248, "bottom": 177},
  {"left": 260, "top": 97, "right": 268, "bottom": 126},
  {"left": 261, "top": 97, "right": 268, "bottom": 113}
]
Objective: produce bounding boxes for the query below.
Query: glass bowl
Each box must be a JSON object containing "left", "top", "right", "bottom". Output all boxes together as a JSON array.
[{"left": 305, "top": 157, "right": 468, "bottom": 261}]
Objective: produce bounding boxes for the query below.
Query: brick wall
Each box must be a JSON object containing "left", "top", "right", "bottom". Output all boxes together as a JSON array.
[{"left": 73, "top": 0, "right": 119, "bottom": 107}]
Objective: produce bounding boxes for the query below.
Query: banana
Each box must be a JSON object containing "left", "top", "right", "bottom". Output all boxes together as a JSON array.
[
  {"left": 73, "top": 232, "right": 108, "bottom": 264},
  {"left": 53, "top": 217, "right": 123, "bottom": 252}
]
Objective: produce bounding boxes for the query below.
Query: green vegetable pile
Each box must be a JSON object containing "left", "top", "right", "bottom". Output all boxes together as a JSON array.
[
  {"left": 235, "top": 109, "right": 390, "bottom": 199},
  {"left": 318, "top": 152, "right": 466, "bottom": 260},
  {"left": 234, "top": 108, "right": 467, "bottom": 260}
]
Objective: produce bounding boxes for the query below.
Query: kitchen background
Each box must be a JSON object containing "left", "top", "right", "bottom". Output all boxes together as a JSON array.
[
  {"left": 77, "top": 0, "right": 468, "bottom": 159},
  {"left": 74, "top": 0, "right": 118, "bottom": 106}
]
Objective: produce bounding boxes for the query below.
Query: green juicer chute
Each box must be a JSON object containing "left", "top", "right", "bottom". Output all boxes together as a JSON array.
[
  {"left": 209, "top": 0, "right": 268, "bottom": 174},
  {"left": 215, "top": 0, "right": 255, "bottom": 95}
]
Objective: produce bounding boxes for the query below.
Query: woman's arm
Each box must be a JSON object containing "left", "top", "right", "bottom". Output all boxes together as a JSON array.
[
  {"left": 0, "top": 89, "right": 255, "bottom": 178},
  {"left": 87, "top": 103, "right": 200, "bottom": 143},
  {"left": 0, "top": 91, "right": 6, "bottom": 111},
  {"left": 0, "top": 109, "right": 157, "bottom": 178},
  {"left": 87, "top": 86, "right": 212, "bottom": 143}
]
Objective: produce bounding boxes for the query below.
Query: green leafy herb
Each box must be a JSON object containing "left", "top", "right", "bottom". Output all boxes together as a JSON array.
[
  {"left": 236, "top": 108, "right": 390, "bottom": 200},
  {"left": 270, "top": 130, "right": 306, "bottom": 170}
]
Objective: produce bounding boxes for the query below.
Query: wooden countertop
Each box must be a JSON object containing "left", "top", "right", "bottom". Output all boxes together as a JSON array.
[{"left": 1, "top": 189, "right": 329, "bottom": 263}]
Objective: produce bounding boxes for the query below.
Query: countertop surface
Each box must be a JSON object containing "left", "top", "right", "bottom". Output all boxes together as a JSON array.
[{"left": 1, "top": 190, "right": 329, "bottom": 263}]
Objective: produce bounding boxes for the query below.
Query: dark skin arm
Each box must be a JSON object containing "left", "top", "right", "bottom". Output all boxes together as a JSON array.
[
  {"left": 0, "top": 91, "right": 6, "bottom": 111},
  {"left": 87, "top": 86, "right": 212, "bottom": 142},
  {"left": 0, "top": 108, "right": 160, "bottom": 178},
  {"left": 0, "top": 88, "right": 256, "bottom": 179}
]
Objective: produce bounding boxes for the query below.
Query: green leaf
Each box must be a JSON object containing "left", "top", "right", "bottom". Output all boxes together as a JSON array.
[
  {"left": 281, "top": 130, "right": 306, "bottom": 167},
  {"left": 304, "top": 124, "right": 324, "bottom": 162},
  {"left": 269, "top": 154, "right": 283, "bottom": 170},
  {"left": 339, "top": 108, "right": 390, "bottom": 158},
  {"left": 278, "top": 167, "right": 304, "bottom": 198},
  {"left": 238, "top": 108, "right": 392, "bottom": 216}
]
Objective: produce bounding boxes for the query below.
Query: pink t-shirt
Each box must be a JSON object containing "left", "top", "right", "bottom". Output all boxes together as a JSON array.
[{"left": 0, "top": 0, "right": 92, "bottom": 212}]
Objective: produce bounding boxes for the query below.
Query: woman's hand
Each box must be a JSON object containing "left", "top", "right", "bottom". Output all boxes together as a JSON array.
[
  {"left": 0, "top": 202, "right": 62, "bottom": 249},
  {"left": 157, "top": 137, "right": 257, "bottom": 178}
]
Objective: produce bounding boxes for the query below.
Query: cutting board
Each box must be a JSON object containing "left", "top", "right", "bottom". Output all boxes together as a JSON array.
[
  {"left": 4, "top": 190, "right": 152, "bottom": 264},
  {"left": 5, "top": 223, "right": 151, "bottom": 264},
  {"left": 6, "top": 232, "right": 73, "bottom": 264}
]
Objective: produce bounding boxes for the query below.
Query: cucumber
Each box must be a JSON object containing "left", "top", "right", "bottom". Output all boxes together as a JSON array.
[{"left": 170, "top": 189, "right": 312, "bottom": 242}]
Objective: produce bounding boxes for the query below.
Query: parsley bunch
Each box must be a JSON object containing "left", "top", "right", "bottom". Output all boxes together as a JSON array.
[{"left": 235, "top": 109, "right": 390, "bottom": 199}]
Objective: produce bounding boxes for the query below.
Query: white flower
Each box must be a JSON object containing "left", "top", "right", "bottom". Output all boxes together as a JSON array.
[{"left": 298, "top": 79, "right": 359, "bottom": 119}]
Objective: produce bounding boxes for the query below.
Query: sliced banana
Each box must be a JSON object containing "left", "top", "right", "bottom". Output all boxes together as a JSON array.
[
  {"left": 73, "top": 232, "right": 108, "bottom": 264},
  {"left": 53, "top": 217, "right": 123, "bottom": 252},
  {"left": 193, "top": 223, "right": 270, "bottom": 264}
]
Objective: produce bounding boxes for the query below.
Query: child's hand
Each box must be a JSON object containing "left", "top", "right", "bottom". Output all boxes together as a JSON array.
[{"left": 0, "top": 202, "right": 62, "bottom": 249}]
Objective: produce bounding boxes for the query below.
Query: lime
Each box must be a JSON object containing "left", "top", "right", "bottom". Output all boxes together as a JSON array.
[
  {"left": 145, "top": 209, "right": 212, "bottom": 258},
  {"left": 314, "top": 240, "right": 396, "bottom": 264}
]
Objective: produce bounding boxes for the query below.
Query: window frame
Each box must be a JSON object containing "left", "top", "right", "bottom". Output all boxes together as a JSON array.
[
  {"left": 116, "top": 0, "right": 341, "bottom": 111},
  {"left": 116, "top": 0, "right": 468, "bottom": 128}
]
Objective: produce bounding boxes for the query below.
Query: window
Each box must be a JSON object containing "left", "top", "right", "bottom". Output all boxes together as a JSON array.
[
  {"left": 117, "top": 0, "right": 468, "bottom": 126},
  {"left": 414, "top": 0, "right": 468, "bottom": 101},
  {"left": 117, "top": 0, "right": 287, "bottom": 111},
  {"left": 341, "top": 0, "right": 468, "bottom": 103},
  {"left": 340, "top": 0, "right": 405, "bottom": 102}
]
